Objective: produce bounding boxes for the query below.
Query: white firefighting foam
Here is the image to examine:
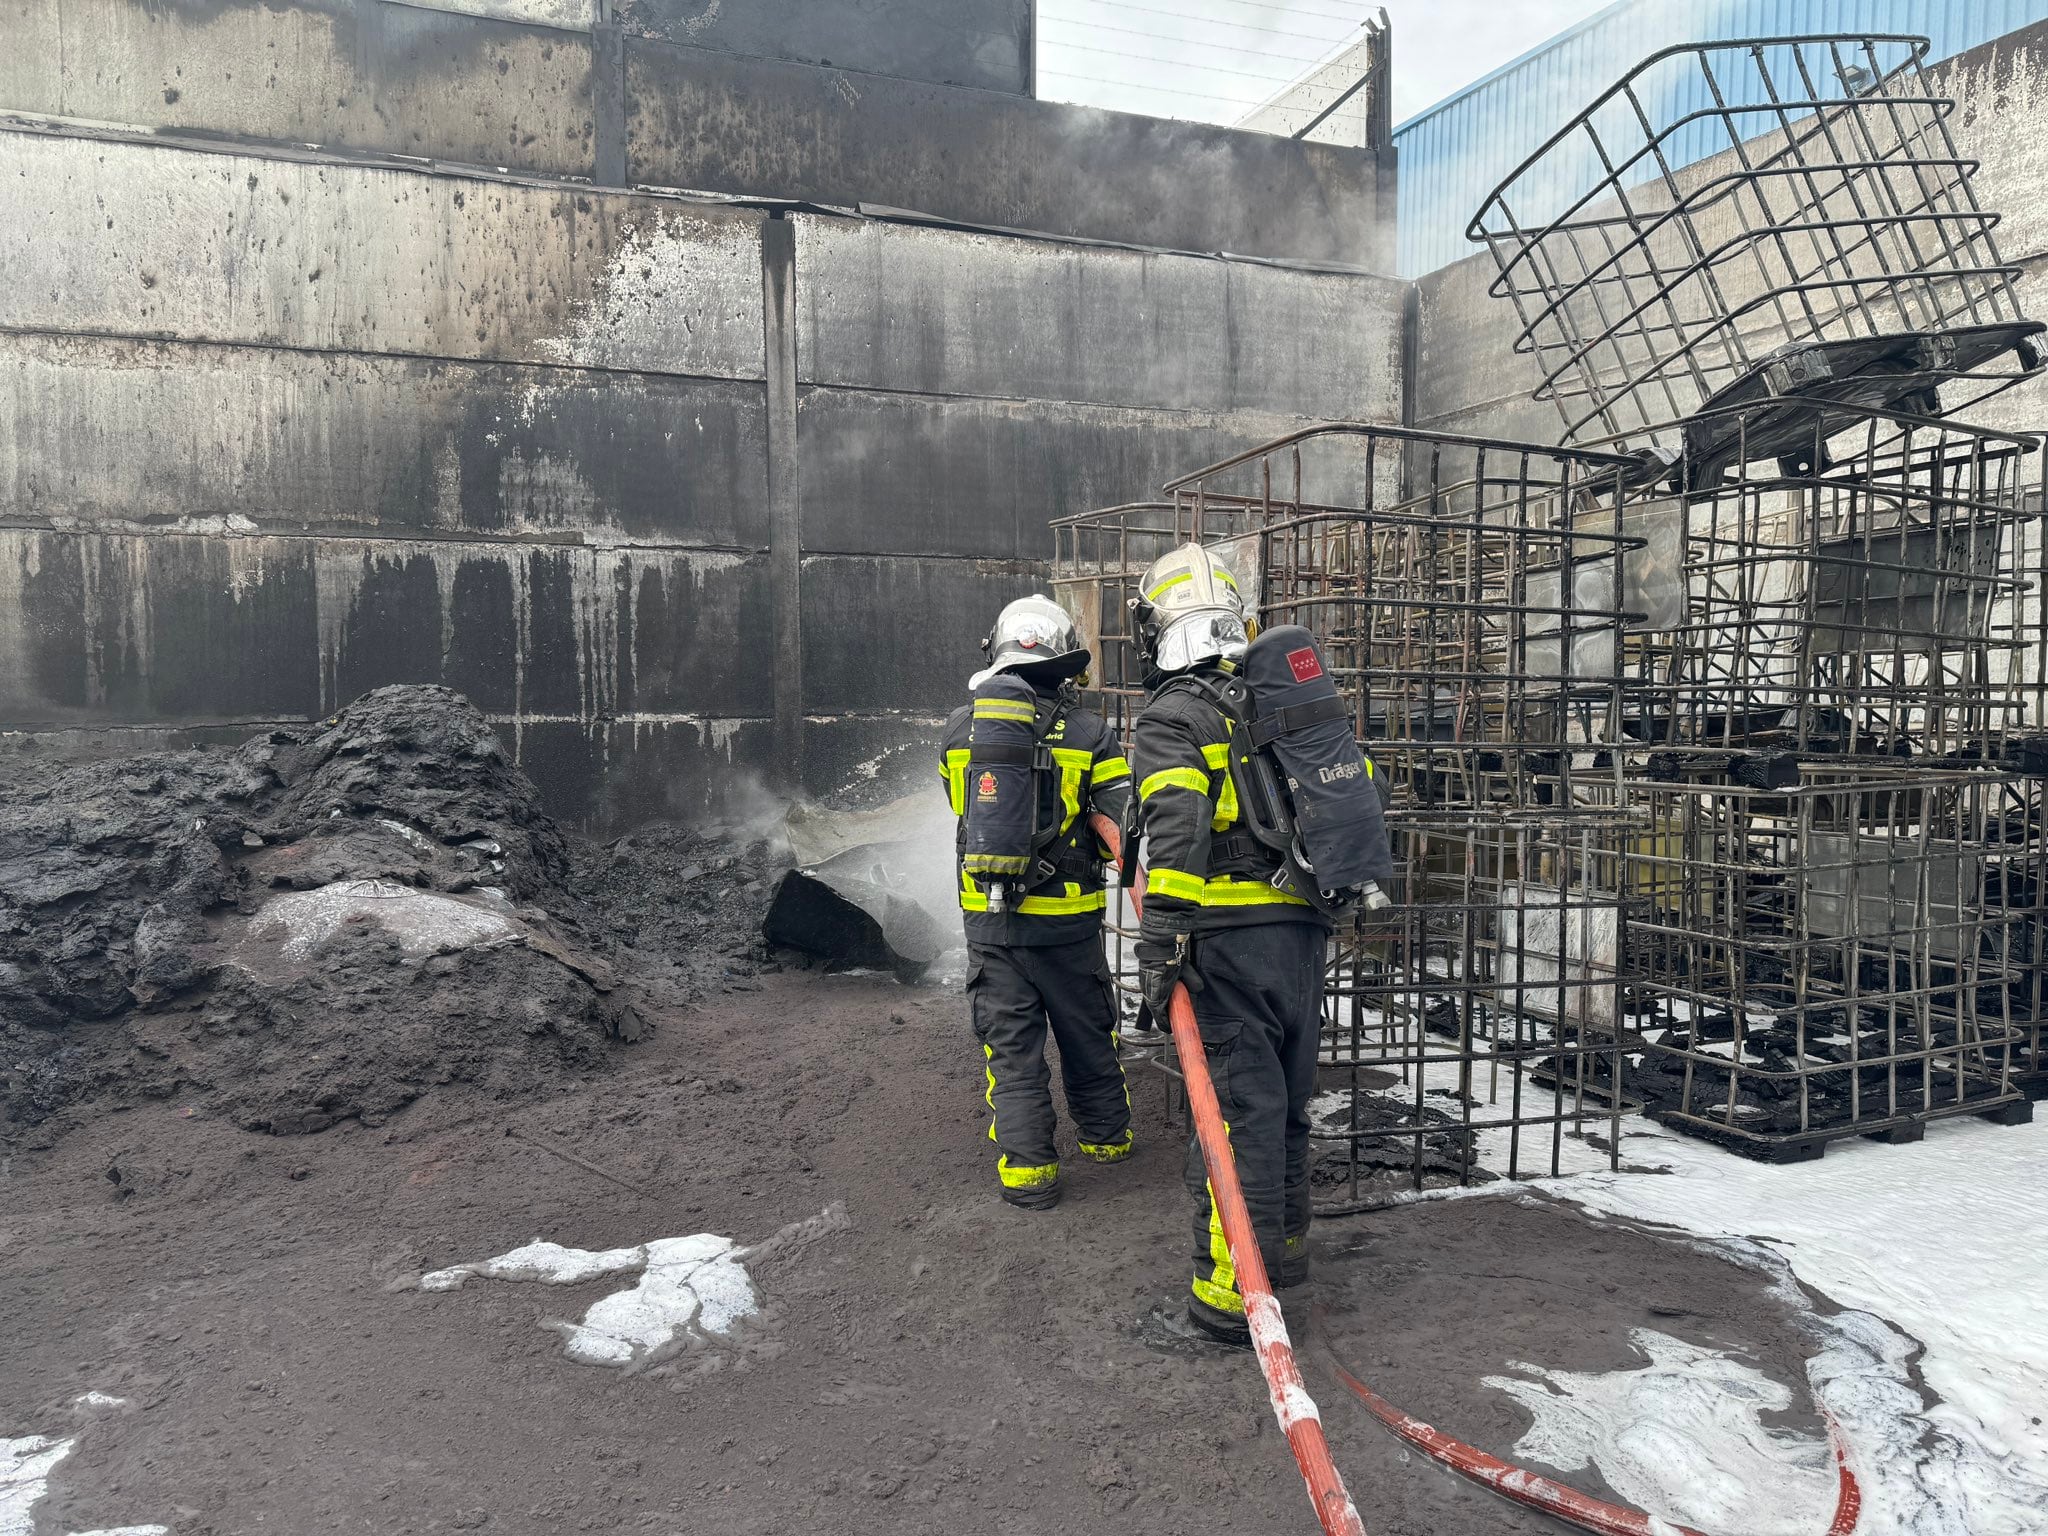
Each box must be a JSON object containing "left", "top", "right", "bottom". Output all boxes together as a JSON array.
[
  {"left": 1485, "top": 1329, "right": 1839, "bottom": 1535},
  {"left": 420, "top": 1233, "right": 759, "bottom": 1366},
  {"left": 1530, "top": 1114, "right": 2048, "bottom": 1534},
  {"left": 0, "top": 1433, "right": 166, "bottom": 1536}
]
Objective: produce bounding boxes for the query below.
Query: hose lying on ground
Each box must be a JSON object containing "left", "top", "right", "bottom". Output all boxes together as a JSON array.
[
  {"left": 1317, "top": 1317, "right": 1865, "bottom": 1536},
  {"left": 1090, "top": 812, "right": 1368, "bottom": 1536}
]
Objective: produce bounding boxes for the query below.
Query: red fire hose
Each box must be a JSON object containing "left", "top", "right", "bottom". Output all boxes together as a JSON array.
[
  {"left": 1316, "top": 1321, "right": 1862, "bottom": 1536},
  {"left": 1090, "top": 813, "right": 1368, "bottom": 1536},
  {"left": 1088, "top": 814, "right": 1863, "bottom": 1536}
]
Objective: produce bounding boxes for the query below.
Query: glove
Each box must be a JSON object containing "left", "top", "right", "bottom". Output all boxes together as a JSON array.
[{"left": 1134, "top": 934, "right": 1202, "bottom": 1028}]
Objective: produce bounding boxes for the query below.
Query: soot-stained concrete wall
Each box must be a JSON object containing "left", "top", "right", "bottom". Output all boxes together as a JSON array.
[
  {"left": 615, "top": 0, "right": 1033, "bottom": 94},
  {"left": 0, "top": 117, "right": 1405, "bottom": 828},
  {"left": 0, "top": 0, "right": 1383, "bottom": 266}
]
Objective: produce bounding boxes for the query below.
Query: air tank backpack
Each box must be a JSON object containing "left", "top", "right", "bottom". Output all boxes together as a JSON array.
[
  {"left": 1179, "top": 625, "right": 1394, "bottom": 918},
  {"left": 960, "top": 674, "right": 1070, "bottom": 911}
]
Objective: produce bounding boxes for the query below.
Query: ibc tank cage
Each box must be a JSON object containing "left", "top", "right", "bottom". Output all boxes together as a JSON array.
[
  {"left": 1467, "top": 34, "right": 2045, "bottom": 487},
  {"left": 1053, "top": 424, "right": 1647, "bottom": 1210}
]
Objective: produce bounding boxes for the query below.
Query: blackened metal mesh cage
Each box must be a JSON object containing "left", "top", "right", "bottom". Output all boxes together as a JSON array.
[{"left": 1469, "top": 34, "right": 2042, "bottom": 481}]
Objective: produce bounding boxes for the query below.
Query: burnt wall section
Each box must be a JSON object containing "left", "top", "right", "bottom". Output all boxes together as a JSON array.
[
  {"left": 1413, "top": 22, "right": 2048, "bottom": 443},
  {"left": 0, "top": 123, "right": 777, "bottom": 829},
  {"left": 0, "top": 125, "right": 1404, "bottom": 829},
  {"left": 0, "top": 0, "right": 1386, "bottom": 268},
  {"left": 624, "top": 43, "right": 1387, "bottom": 268},
  {"left": 616, "top": 0, "right": 1032, "bottom": 95},
  {"left": 788, "top": 213, "right": 1405, "bottom": 792}
]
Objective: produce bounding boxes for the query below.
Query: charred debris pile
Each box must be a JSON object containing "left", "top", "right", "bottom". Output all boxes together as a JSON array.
[{"left": 0, "top": 686, "right": 781, "bottom": 1140}]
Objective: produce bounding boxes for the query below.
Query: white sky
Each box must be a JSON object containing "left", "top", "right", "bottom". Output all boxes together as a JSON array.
[{"left": 1036, "top": 0, "right": 1618, "bottom": 129}]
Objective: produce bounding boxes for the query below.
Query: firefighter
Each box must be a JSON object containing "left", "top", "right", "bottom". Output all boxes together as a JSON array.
[
  {"left": 940, "top": 595, "right": 1135, "bottom": 1210},
  {"left": 1128, "top": 545, "right": 1330, "bottom": 1346}
]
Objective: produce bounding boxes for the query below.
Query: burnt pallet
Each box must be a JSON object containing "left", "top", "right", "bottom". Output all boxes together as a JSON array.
[{"left": 1651, "top": 1092, "right": 2032, "bottom": 1164}]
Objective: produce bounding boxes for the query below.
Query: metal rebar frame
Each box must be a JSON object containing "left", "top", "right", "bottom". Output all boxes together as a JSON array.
[
  {"left": 1609, "top": 405, "right": 2044, "bottom": 1154},
  {"left": 1469, "top": 34, "right": 2043, "bottom": 476},
  {"left": 1054, "top": 425, "right": 1647, "bottom": 1210}
]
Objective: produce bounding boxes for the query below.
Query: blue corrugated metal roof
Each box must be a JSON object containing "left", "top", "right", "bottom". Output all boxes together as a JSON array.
[{"left": 1393, "top": 0, "right": 2048, "bottom": 276}]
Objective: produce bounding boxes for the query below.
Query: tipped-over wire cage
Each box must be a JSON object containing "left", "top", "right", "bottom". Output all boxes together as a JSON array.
[{"left": 1469, "top": 34, "right": 2043, "bottom": 485}]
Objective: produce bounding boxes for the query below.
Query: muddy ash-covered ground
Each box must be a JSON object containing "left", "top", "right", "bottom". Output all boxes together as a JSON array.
[
  {"left": 2, "top": 691, "right": 1847, "bottom": 1534},
  {"left": 2, "top": 964, "right": 1841, "bottom": 1536}
]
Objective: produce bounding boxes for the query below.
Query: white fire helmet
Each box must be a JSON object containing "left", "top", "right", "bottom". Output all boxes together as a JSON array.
[
  {"left": 1133, "top": 544, "right": 1253, "bottom": 675},
  {"left": 969, "top": 593, "right": 1091, "bottom": 689}
]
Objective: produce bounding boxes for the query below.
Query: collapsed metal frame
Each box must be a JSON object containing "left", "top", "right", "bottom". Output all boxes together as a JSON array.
[
  {"left": 1054, "top": 424, "right": 1646, "bottom": 1210},
  {"left": 1469, "top": 34, "right": 2043, "bottom": 479}
]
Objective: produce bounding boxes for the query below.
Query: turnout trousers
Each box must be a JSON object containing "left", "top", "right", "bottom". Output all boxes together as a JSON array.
[
  {"left": 1183, "top": 921, "right": 1324, "bottom": 1314},
  {"left": 967, "top": 937, "right": 1133, "bottom": 1203}
]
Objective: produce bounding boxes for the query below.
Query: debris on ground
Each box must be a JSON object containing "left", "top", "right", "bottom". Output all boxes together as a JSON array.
[{"left": 0, "top": 687, "right": 784, "bottom": 1140}]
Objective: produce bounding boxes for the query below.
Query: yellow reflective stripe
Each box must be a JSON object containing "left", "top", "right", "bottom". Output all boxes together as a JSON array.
[
  {"left": 1079, "top": 1129, "right": 1134, "bottom": 1162},
  {"left": 1202, "top": 875, "right": 1308, "bottom": 907},
  {"left": 1016, "top": 884, "right": 1105, "bottom": 916},
  {"left": 1146, "top": 568, "right": 1238, "bottom": 600},
  {"left": 997, "top": 1156, "right": 1059, "bottom": 1190},
  {"left": 1138, "top": 870, "right": 1309, "bottom": 908},
  {"left": 972, "top": 699, "right": 1037, "bottom": 719},
  {"left": 1091, "top": 755, "right": 1131, "bottom": 786},
  {"left": 1050, "top": 746, "right": 1088, "bottom": 832},
  {"left": 1192, "top": 1172, "right": 1242, "bottom": 1313},
  {"left": 1140, "top": 767, "right": 1209, "bottom": 800},
  {"left": 943, "top": 747, "right": 970, "bottom": 815},
  {"left": 983, "top": 1043, "right": 998, "bottom": 1142},
  {"left": 1202, "top": 740, "right": 1240, "bottom": 829},
  {"left": 960, "top": 873, "right": 1104, "bottom": 916}
]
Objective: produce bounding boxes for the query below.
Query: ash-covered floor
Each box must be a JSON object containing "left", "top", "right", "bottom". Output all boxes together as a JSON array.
[
  {"left": 6, "top": 965, "right": 1851, "bottom": 1536},
  {"left": 5, "top": 693, "right": 2046, "bottom": 1536}
]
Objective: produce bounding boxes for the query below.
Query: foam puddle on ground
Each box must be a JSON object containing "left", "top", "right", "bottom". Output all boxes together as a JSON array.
[
  {"left": 419, "top": 1234, "right": 759, "bottom": 1366},
  {"left": 1486, "top": 1329, "right": 1839, "bottom": 1535},
  {"left": 2, "top": 1420, "right": 166, "bottom": 1536},
  {"left": 1511, "top": 1113, "right": 2048, "bottom": 1534}
]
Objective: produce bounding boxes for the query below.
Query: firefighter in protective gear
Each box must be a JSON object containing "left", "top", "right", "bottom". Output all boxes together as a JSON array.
[
  {"left": 1128, "top": 544, "right": 1328, "bottom": 1346},
  {"left": 941, "top": 595, "right": 1135, "bottom": 1210}
]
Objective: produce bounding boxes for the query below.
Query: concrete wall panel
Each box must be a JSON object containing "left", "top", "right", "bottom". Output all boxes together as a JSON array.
[
  {"left": 0, "top": 530, "right": 769, "bottom": 723},
  {"left": 618, "top": 0, "right": 1031, "bottom": 94},
  {"left": 797, "top": 389, "right": 1328, "bottom": 560},
  {"left": 800, "top": 554, "right": 1043, "bottom": 715},
  {"left": 0, "top": 130, "right": 765, "bottom": 377},
  {"left": 0, "top": 334, "right": 767, "bottom": 548},
  {"left": 791, "top": 216, "right": 1404, "bottom": 420},
  {"left": 628, "top": 44, "right": 1390, "bottom": 269},
  {"left": 0, "top": 0, "right": 598, "bottom": 176}
]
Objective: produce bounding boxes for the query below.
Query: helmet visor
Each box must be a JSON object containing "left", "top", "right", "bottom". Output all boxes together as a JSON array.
[{"left": 1154, "top": 611, "right": 1248, "bottom": 674}]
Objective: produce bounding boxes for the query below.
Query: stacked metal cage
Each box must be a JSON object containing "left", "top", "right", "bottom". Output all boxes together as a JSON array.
[
  {"left": 1604, "top": 409, "right": 2041, "bottom": 1153},
  {"left": 1054, "top": 426, "right": 1645, "bottom": 1208},
  {"left": 1052, "top": 31, "right": 2048, "bottom": 1179},
  {"left": 1463, "top": 32, "right": 2046, "bottom": 1155}
]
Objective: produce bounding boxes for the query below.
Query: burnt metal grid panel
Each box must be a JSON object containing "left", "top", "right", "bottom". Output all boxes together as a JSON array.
[
  {"left": 2013, "top": 475, "right": 2048, "bottom": 1095},
  {"left": 1619, "top": 764, "right": 2030, "bottom": 1152},
  {"left": 1054, "top": 424, "right": 1647, "bottom": 1210},
  {"left": 1609, "top": 405, "right": 2044, "bottom": 1154},
  {"left": 1469, "top": 35, "right": 2040, "bottom": 456},
  {"left": 1617, "top": 407, "right": 2042, "bottom": 769}
]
